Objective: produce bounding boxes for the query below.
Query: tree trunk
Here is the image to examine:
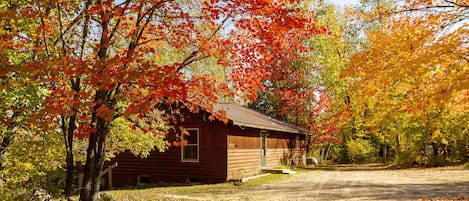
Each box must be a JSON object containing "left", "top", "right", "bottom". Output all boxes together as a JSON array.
[
  {"left": 79, "top": 117, "right": 110, "bottom": 201},
  {"left": 341, "top": 131, "right": 349, "bottom": 163},
  {"left": 64, "top": 146, "right": 74, "bottom": 199},
  {"left": 63, "top": 115, "right": 76, "bottom": 199},
  {"left": 305, "top": 135, "right": 312, "bottom": 157},
  {"left": 319, "top": 148, "right": 322, "bottom": 163},
  {"left": 64, "top": 79, "right": 80, "bottom": 199},
  {"left": 324, "top": 143, "right": 332, "bottom": 163},
  {"left": 383, "top": 143, "right": 387, "bottom": 163},
  {"left": 395, "top": 134, "right": 400, "bottom": 158},
  {"left": 80, "top": 91, "right": 113, "bottom": 201}
]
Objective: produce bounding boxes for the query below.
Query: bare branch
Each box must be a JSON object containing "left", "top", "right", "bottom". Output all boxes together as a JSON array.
[
  {"left": 444, "top": 0, "right": 469, "bottom": 8},
  {"left": 39, "top": 6, "right": 51, "bottom": 57},
  {"left": 210, "top": 10, "right": 233, "bottom": 39},
  {"left": 53, "top": 9, "right": 85, "bottom": 46},
  {"left": 109, "top": 2, "right": 161, "bottom": 102},
  {"left": 136, "top": 38, "right": 164, "bottom": 46},
  {"left": 178, "top": 50, "right": 199, "bottom": 72},
  {"left": 184, "top": 55, "right": 210, "bottom": 67},
  {"left": 177, "top": 11, "right": 233, "bottom": 72},
  {"left": 57, "top": 3, "right": 67, "bottom": 56},
  {"left": 80, "top": 0, "right": 92, "bottom": 60},
  {"left": 108, "top": 0, "right": 131, "bottom": 42}
]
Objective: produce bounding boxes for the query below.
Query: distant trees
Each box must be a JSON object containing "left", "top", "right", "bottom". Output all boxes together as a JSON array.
[
  {"left": 251, "top": 0, "right": 468, "bottom": 166},
  {"left": 337, "top": 0, "right": 468, "bottom": 165}
]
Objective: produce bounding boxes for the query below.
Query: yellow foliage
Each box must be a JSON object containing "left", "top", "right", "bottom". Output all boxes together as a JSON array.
[{"left": 345, "top": 1, "right": 468, "bottom": 115}]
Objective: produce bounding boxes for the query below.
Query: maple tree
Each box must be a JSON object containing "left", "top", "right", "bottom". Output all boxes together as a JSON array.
[
  {"left": 249, "top": 2, "right": 352, "bottom": 161},
  {"left": 0, "top": 0, "right": 323, "bottom": 200}
]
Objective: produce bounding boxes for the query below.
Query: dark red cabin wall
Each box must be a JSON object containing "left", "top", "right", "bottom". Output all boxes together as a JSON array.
[{"left": 111, "top": 114, "right": 228, "bottom": 187}]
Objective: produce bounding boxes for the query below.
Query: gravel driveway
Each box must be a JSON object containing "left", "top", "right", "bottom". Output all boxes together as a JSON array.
[{"left": 195, "top": 166, "right": 469, "bottom": 201}]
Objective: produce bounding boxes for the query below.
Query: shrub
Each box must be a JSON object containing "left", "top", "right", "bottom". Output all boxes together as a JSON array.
[
  {"left": 346, "top": 139, "right": 379, "bottom": 163},
  {"left": 0, "top": 130, "right": 65, "bottom": 200}
]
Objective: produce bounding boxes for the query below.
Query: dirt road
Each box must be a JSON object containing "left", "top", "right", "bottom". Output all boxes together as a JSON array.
[
  {"left": 197, "top": 167, "right": 469, "bottom": 201},
  {"left": 108, "top": 166, "right": 469, "bottom": 201}
]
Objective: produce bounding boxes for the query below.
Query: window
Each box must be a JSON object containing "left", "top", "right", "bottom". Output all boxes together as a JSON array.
[
  {"left": 138, "top": 175, "right": 151, "bottom": 185},
  {"left": 182, "top": 128, "right": 199, "bottom": 162}
]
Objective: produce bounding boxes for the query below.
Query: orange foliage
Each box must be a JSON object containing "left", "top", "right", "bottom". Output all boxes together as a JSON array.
[
  {"left": 345, "top": 0, "right": 469, "bottom": 114},
  {"left": 1, "top": 0, "right": 323, "bottom": 136}
]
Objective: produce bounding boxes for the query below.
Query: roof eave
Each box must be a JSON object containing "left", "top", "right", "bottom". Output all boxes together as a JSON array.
[{"left": 232, "top": 121, "right": 310, "bottom": 135}]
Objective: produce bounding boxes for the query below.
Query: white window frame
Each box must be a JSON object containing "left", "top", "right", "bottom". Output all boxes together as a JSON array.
[{"left": 181, "top": 128, "right": 199, "bottom": 162}]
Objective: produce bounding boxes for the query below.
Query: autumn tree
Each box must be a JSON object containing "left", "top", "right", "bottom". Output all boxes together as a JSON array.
[
  {"left": 343, "top": 0, "right": 468, "bottom": 164},
  {"left": 305, "top": 3, "right": 362, "bottom": 162},
  {"left": 0, "top": 0, "right": 323, "bottom": 200},
  {"left": 0, "top": 1, "right": 67, "bottom": 199}
]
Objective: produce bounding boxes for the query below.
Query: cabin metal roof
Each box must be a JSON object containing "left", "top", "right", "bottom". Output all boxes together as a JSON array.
[{"left": 213, "top": 103, "right": 310, "bottom": 135}]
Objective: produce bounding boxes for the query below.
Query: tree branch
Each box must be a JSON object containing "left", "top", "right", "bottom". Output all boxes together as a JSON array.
[
  {"left": 53, "top": 9, "right": 85, "bottom": 46},
  {"left": 80, "top": 0, "right": 92, "bottom": 60},
  {"left": 443, "top": 0, "right": 469, "bottom": 8},
  {"left": 108, "top": 0, "right": 131, "bottom": 43},
  {"left": 57, "top": 3, "right": 67, "bottom": 56},
  {"left": 136, "top": 38, "right": 163, "bottom": 46},
  {"left": 176, "top": 11, "right": 233, "bottom": 72},
  {"left": 39, "top": 6, "right": 51, "bottom": 57}
]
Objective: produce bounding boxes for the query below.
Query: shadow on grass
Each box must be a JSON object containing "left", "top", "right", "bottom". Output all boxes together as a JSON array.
[
  {"left": 112, "top": 181, "right": 228, "bottom": 191},
  {"left": 110, "top": 173, "right": 288, "bottom": 192}
]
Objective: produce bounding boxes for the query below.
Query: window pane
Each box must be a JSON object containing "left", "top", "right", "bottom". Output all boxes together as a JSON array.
[
  {"left": 185, "top": 130, "right": 198, "bottom": 144},
  {"left": 183, "top": 145, "right": 198, "bottom": 160}
]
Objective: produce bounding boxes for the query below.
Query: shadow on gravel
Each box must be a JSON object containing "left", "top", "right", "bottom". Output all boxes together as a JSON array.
[
  {"left": 305, "top": 163, "right": 467, "bottom": 172},
  {"left": 304, "top": 163, "right": 392, "bottom": 171},
  {"left": 311, "top": 181, "right": 469, "bottom": 201},
  {"left": 251, "top": 181, "right": 469, "bottom": 200}
]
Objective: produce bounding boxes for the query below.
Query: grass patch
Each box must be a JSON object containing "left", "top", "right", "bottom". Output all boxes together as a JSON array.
[
  {"left": 275, "top": 164, "right": 292, "bottom": 169},
  {"left": 274, "top": 164, "right": 321, "bottom": 173},
  {"left": 239, "top": 173, "right": 288, "bottom": 187},
  {"left": 103, "top": 173, "right": 289, "bottom": 201}
]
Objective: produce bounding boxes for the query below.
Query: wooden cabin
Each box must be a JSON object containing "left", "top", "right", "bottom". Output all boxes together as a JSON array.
[{"left": 108, "top": 103, "right": 309, "bottom": 188}]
